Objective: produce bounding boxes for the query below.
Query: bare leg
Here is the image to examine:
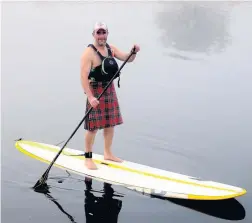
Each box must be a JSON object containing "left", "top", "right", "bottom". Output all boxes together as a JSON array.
[
  {"left": 84, "top": 130, "right": 98, "bottom": 169},
  {"left": 103, "top": 127, "right": 122, "bottom": 162}
]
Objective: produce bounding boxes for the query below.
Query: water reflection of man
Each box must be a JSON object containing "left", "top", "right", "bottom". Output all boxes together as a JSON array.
[{"left": 84, "top": 177, "right": 122, "bottom": 223}]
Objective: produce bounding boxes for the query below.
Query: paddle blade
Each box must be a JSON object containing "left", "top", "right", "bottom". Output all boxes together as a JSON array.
[{"left": 33, "top": 172, "right": 49, "bottom": 191}]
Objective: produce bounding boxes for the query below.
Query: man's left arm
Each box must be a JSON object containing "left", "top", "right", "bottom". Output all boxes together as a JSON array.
[{"left": 110, "top": 44, "right": 140, "bottom": 62}]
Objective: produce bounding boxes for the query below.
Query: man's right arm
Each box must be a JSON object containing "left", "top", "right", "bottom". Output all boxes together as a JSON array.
[{"left": 80, "top": 48, "right": 94, "bottom": 99}]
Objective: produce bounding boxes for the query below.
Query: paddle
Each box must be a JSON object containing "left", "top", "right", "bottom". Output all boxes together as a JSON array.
[{"left": 33, "top": 47, "right": 136, "bottom": 190}]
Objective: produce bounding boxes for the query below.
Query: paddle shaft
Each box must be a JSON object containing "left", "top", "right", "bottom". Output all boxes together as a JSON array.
[{"left": 33, "top": 49, "right": 136, "bottom": 189}]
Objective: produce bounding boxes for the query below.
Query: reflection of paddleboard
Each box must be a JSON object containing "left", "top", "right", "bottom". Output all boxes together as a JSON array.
[{"left": 15, "top": 139, "right": 246, "bottom": 200}]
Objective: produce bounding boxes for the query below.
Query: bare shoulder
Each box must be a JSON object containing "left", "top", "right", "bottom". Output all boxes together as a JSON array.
[
  {"left": 81, "top": 46, "right": 93, "bottom": 61},
  {"left": 109, "top": 44, "right": 119, "bottom": 53},
  {"left": 80, "top": 46, "right": 94, "bottom": 73}
]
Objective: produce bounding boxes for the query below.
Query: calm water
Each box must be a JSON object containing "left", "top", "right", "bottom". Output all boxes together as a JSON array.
[{"left": 2, "top": 1, "right": 252, "bottom": 223}]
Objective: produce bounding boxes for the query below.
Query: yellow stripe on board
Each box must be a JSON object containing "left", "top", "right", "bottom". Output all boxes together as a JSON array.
[
  {"left": 15, "top": 140, "right": 247, "bottom": 198},
  {"left": 187, "top": 193, "right": 245, "bottom": 200}
]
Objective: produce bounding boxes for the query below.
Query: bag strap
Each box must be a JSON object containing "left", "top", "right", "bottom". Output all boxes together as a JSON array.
[
  {"left": 105, "top": 43, "right": 121, "bottom": 88},
  {"left": 105, "top": 43, "right": 113, "bottom": 57},
  {"left": 87, "top": 44, "right": 104, "bottom": 60},
  {"left": 88, "top": 43, "right": 113, "bottom": 58}
]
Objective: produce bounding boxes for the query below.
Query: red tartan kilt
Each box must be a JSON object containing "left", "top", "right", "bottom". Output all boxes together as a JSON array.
[{"left": 84, "top": 81, "right": 123, "bottom": 131}]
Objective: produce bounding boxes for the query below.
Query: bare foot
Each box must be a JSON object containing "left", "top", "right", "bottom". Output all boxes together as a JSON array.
[
  {"left": 85, "top": 159, "right": 98, "bottom": 170},
  {"left": 104, "top": 154, "right": 123, "bottom": 163}
]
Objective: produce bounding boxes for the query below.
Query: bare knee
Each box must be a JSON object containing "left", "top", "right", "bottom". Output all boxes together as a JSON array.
[
  {"left": 104, "top": 127, "right": 114, "bottom": 134},
  {"left": 86, "top": 129, "right": 98, "bottom": 136}
]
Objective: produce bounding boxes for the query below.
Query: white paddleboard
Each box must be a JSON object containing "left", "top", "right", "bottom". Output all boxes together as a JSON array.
[{"left": 15, "top": 139, "right": 246, "bottom": 200}]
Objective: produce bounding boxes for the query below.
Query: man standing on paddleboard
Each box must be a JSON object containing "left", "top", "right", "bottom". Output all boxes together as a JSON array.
[{"left": 80, "top": 22, "right": 140, "bottom": 170}]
